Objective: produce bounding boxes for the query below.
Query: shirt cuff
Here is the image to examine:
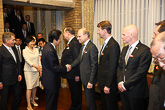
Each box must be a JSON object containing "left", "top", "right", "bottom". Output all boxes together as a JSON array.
[{"left": 118, "top": 81, "right": 126, "bottom": 90}]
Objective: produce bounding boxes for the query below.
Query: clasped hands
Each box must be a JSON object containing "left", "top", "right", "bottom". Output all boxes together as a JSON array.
[{"left": 66, "top": 64, "right": 72, "bottom": 72}]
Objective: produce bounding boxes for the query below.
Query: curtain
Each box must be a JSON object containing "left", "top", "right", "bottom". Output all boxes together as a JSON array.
[
  {"left": 93, "top": 0, "right": 165, "bottom": 49},
  {"left": 93, "top": 0, "right": 165, "bottom": 72}
]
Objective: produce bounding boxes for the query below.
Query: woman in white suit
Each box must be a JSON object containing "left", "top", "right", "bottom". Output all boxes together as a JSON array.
[{"left": 23, "top": 35, "right": 42, "bottom": 110}]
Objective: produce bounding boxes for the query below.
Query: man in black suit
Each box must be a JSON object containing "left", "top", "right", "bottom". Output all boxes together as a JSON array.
[
  {"left": 25, "top": 15, "right": 35, "bottom": 36},
  {"left": 117, "top": 25, "right": 152, "bottom": 110},
  {"left": 11, "top": 9, "right": 25, "bottom": 33},
  {"left": 16, "top": 23, "right": 29, "bottom": 46},
  {"left": 67, "top": 28, "right": 98, "bottom": 110},
  {"left": 4, "top": 22, "right": 12, "bottom": 32},
  {"left": 0, "top": 32, "right": 22, "bottom": 110},
  {"left": 41, "top": 29, "right": 68, "bottom": 110},
  {"left": 97, "top": 21, "right": 120, "bottom": 110},
  {"left": 148, "top": 20, "right": 165, "bottom": 110},
  {"left": 150, "top": 31, "right": 165, "bottom": 110},
  {"left": 61, "top": 27, "right": 82, "bottom": 110}
]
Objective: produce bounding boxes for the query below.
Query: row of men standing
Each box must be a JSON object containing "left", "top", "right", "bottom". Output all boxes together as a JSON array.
[
  {"left": 41, "top": 21, "right": 152, "bottom": 110},
  {"left": 1, "top": 20, "right": 164, "bottom": 110},
  {"left": 3, "top": 7, "right": 36, "bottom": 46}
]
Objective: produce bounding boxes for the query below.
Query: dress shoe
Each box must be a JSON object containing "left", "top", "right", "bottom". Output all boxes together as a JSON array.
[
  {"left": 27, "top": 107, "right": 33, "bottom": 110},
  {"left": 31, "top": 101, "right": 38, "bottom": 107}
]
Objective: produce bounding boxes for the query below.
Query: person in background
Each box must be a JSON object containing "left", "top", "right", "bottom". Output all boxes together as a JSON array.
[
  {"left": 25, "top": 15, "right": 35, "bottom": 36},
  {"left": 117, "top": 25, "right": 152, "bottom": 110},
  {"left": 38, "top": 38, "right": 46, "bottom": 57},
  {"left": 61, "top": 27, "right": 82, "bottom": 110},
  {"left": 0, "top": 32, "right": 22, "bottom": 110},
  {"left": 23, "top": 35, "right": 42, "bottom": 110},
  {"left": 97, "top": 21, "right": 120, "bottom": 110}
]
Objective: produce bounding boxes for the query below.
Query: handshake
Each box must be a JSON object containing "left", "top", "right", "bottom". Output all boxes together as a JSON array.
[{"left": 65, "top": 64, "right": 72, "bottom": 72}]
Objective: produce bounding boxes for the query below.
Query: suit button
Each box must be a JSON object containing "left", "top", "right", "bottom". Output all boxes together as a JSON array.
[{"left": 125, "top": 69, "right": 127, "bottom": 71}]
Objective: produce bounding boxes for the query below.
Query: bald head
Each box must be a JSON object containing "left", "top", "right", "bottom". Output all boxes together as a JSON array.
[
  {"left": 122, "top": 25, "right": 139, "bottom": 45},
  {"left": 77, "top": 28, "right": 90, "bottom": 44},
  {"left": 151, "top": 32, "right": 165, "bottom": 58}
]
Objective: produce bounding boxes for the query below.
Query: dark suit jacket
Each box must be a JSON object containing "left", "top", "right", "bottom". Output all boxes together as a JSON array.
[
  {"left": 41, "top": 42, "right": 67, "bottom": 89},
  {"left": 71, "top": 40, "right": 98, "bottom": 86},
  {"left": 117, "top": 41, "right": 152, "bottom": 98},
  {"left": 148, "top": 65, "right": 162, "bottom": 110},
  {"left": 98, "top": 37, "right": 120, "bottom": 91},
  {"left": 61, "top": 37, "right": 81, "bottom": 79},
  {"left": 11, "top": 15, "right": 25, "bottom": 32},
  {"left": 27, "top": 22, "right": 35, "bottom": 36},
  {"left": 0, "top": 44, "right": 21, "bottom": 85},
  {"left": 159, "top": 71, "right": 165, "bottom": 110},
  {"left": 15, "top": 30, "right": 29, "bottom": 46}
]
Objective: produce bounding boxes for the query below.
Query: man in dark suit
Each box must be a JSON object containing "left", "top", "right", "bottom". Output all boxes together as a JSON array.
[
  {"left": 41, "top": 29, "right": 68, "bottom": 110},
  {"left": 61, "top": 27, "right": 82, "bottom": 110},
  {"left": 16, "top": 23, "right": 29, "bottom": 46},
  {"left": 4, "top": 22, "right": 12, "bottom": 32},
  {"left": 0, "top": 32, "right": 22, "bottom": 110},
  {"left": 150, "top": 31, "right": 165, "bottom": 110},
  {"left": 11, "top": 9, "right": 25, "bottom": 33},
  {"left": 117, "top": 25, "right": 152, "bottom": 110},
  {"left": 25, "top": 15, "right": 35, "bottom": 36},
  {"left": 67, "top": 28, "right": 98, "bottom": 110},
  {"left": 97, "top": 21, "right": 120, "bottom": 110},
  {"left": 148, "top": 20, "right": 165, "bottom": 110}
]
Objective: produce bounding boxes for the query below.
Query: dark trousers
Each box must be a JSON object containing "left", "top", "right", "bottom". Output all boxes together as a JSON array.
[
  {"left": 101, "top": 90, "right": 118, "bottom": 110},
  {"left": 83, "top": 85, "right": 97, "bottom": 110},
  {"left": 67, "top": 79, "right": 82, "bottom": 110},
  {"left": 0, "top": 82, "right": 22, "bottom": 110},
  {"left": 121, "top": 93, "right": 145, "bottom": 110},
  {"left": 45, "top": 88, "right": 59, "bottom": 110}
]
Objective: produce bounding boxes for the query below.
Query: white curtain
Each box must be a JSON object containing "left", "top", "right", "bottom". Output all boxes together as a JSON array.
[{"left": 93, "top": 0, "right": 165, "bottom": 51}]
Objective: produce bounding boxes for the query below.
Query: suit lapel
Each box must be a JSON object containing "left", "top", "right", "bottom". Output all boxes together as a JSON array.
[
  {"left": 81, "top": 40, "right": 91, "bottom": 60},
  {"left": 2, "top": 45, "right": 17, "bottom": 63},
  {"left": 126, "top": 41, "right": 142, "bottom": 65}
]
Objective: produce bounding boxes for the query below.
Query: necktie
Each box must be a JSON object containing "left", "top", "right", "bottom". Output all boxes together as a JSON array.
[
  {"left": 17, "top": 47, "right": 22, "bottom": 62},
  {"left": 9, "top": 47, "right": 17, "bottom": 62},
  {"left": 125, "top": 46, "right": 132, "bottom": 64},
  {"left": 81, "top": 44, "right": 85, "bottom": 56},
  {"left": 100, "top": 42, "right": 106, "bottom": 55}
]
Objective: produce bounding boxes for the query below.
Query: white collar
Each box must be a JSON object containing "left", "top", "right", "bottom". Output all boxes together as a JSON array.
[
  {"left": 67, "top": 36, "right": 75, "bottom": 45},
  {"left": 50, "top": 43, "right": 56, "bottom": 49},
  {"left": 104, "top": 36, "right": 112, "bottom": 44},
  {"left": 3, "top": 43, "right": 11, "bottom": 50},
  {"left": 130, "top": 40, "right": 139, "bottom": 49},
  {"left": 83, "top": 39, "right": 90, "bottom": 47}
]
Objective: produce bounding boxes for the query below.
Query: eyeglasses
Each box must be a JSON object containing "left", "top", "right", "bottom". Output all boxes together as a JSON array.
[{"left": 153, "top": 57, "right": 165, "bottom": 64}]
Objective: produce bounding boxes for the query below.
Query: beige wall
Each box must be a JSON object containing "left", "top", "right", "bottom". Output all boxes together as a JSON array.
[{"left": 0, "top": 0, "right": 4, "bottom": 45}]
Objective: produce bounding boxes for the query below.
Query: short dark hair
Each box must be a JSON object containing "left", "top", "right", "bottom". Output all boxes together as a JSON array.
[
  {"left": 25, "top": 15, "right": 30, "bottom": 18},
  {"left": 155, "top": 20, "right": 165, "bottom": 26},
  {"left": 38, "top": 38, "right": 46, "bottom": 43},
  {"left": 25, "top": 35, "right": 34, "bottom": 44},
  {"left": 48, "top": 29, "right": 62, "bottom": 43},
  {"left": 158, "top": 22, "right": 165, "bottom": 33},
  {"left": 65, "top": 27, "right": 75, "bottom": 35},
  {"left": 37, "top": 32, "right": 43, "bottom": 36},
  {"left": 2, "top": 32, "right": 15, "bottom": 43},
  {"left": 97, "top": 21, "right": 112, "bottom": 34}
]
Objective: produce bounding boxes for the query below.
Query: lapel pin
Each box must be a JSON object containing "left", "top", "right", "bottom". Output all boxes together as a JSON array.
[
  {"left": 130, "top": 55, "right": 134, "bottom": 57},
  {"left": 102, "top": 53, "right": 104, "bottom": 55},
  {"left": 84, "top": 50, "right": 87, "bottom": 53},
  {"left": 156, "top": 66, "right": 159, "bottom": 70}
]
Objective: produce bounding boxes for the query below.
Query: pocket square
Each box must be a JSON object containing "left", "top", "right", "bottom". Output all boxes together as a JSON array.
[{"left": 130, "top": 55, "right": 134, "bottom": 57}]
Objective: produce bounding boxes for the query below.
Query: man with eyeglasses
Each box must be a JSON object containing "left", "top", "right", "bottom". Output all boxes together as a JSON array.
[
  {"left": 148, "top": 20, "right": 165, "bottom": 110},
  {"left": 151, "top": 31, "right": 165, "bottom": 110}
]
